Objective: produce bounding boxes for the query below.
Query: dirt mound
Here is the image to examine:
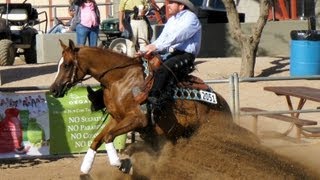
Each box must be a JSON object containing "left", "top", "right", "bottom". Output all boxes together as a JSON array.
[{"left": 128, "top": 116, "right": 318, "bottom": 179}]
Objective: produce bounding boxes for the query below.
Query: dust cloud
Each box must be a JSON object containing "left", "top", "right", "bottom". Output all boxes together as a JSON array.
[{"left": 127, "top": 116, "right": 318, "bottom": 179}]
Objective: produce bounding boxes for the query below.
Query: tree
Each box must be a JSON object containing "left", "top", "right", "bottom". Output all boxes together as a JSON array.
[{"left": 221, "top": 0, "right": 270, "bottom": 77}]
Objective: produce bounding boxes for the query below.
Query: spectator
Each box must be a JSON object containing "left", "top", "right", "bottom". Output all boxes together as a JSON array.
[
  {"left": 119, "top": 0, "right": 151, "bottom": 56},
  {"left": 70, "top": 0, "right": 101, "bottom": 47},
  {"left": 48, "top": 0, "right": 76, "bottom": 34}
]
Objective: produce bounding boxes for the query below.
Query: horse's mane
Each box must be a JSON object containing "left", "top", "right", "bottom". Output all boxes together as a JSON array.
[{"left": 78, "top": 46, "right": 141, "bottom": 64}]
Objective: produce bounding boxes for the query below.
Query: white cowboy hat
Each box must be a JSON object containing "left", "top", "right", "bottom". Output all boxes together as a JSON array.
[{"left": 169, "top": 0, "right": 196, "bottom": 12}]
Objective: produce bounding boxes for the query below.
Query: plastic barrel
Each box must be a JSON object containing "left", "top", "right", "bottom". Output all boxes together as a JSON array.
[{"left": 290, "top": 30, "right": 320, "bottom": 76}]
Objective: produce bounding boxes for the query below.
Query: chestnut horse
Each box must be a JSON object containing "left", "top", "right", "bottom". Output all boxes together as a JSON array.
[{"left": 50, "top": 39, "right": 232, "bottom": 174}]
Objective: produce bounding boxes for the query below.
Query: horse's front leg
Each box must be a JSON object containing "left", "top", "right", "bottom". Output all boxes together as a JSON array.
[
  {"left": 81, "top": 108, "right": 147, "bottom": 174},
  {"left": 102, "top": 112, "right": 147, "bottom": 173},
  {"left": 80, "top": 117, "right": 118, "bottom": 174}
]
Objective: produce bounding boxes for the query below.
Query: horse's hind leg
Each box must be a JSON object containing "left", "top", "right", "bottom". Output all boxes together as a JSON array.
[{"left": 80, "top": 117, "right": 118, "bottom": 174}]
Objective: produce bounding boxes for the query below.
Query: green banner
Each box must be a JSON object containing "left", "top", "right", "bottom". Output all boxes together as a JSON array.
[{"left": 47, "top": 86, "right": 111, "bottom": 154}]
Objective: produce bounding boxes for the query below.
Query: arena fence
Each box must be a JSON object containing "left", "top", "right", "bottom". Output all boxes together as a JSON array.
[
  {"left": 2, "top": 73, "right": 320, "bottom": 121},
  {"left": 1, "top": 72, "right": 320, "bottom": 159}
]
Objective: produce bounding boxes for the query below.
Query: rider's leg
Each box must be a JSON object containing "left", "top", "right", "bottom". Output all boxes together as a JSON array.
[
  {"left": 149, "top": 52, "right": 195, "bottom": 104},
  {"left": 149, "top": 65, "right": 170, "bottom": 98},
  {"left": 148, "top": 54, "right": 182, "bottom": 101}
]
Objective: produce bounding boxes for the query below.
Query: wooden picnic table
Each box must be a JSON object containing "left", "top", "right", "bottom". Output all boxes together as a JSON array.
[
  {"left": 264, "top": 86, "right": 320, "bottom": 140},
  {"left": 264, "top": 86, "right": 320, "bottom": 104},
  {"left": 264, "top": 86, "right": 320, "bottom": 117}
]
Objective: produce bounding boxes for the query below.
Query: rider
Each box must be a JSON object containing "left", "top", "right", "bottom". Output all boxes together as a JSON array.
[{"left": 138, "top": 0, "right": 201, "bottom": 105}]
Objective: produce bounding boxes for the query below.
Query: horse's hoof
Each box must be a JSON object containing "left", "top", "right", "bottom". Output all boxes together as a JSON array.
[
  {"left": 79, "top": 174, "right": 93, "bottom": 180},
  {"left": 14, "top": 146, "right": 30, "bottom": 154},
  {"left": 118, "top": 158, "right": 133, "bottom": 175}
]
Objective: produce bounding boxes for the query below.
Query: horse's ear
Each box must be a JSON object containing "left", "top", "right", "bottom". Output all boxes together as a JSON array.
[
  {"left": 69, "top": 39, "right": 80, "bottom": 52},
  {"left": 69, "top": 39, "right": 75, "bottom": 49},
  {"left": 59, "top": 39, "right": 67, "bottom": 50}
]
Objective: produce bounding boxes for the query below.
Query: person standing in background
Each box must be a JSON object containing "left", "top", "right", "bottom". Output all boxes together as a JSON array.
[
  {"left": 49, "top": 0, "right": 76, "bottom": 34},
  {"left": 70, "top": 0, "right": 100, "bottom": 47},
  {"left": 119, "top": 0, "right": 150, "bottom": 56},
  {"left": 68, "top": 0, "right": 76, "bottom": 18}
]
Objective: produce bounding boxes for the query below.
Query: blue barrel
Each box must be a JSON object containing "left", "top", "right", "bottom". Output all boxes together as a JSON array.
[{"left": 290, "top": 30, "right": 320, "bottom": 76}]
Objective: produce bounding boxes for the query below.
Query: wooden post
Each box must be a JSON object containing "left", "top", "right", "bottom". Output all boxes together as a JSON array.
[
  {"left": 279, "top": 0, "right": 289, "bottom": 19},
  {"left": 105, "top": 0, "right": 110, "bottom": 18},
  {"left": 150, "top": 0, "right": 164, "bottom": 24},
  {"left": 49, "top": 0, "right": 53, "bottom": 28},
  {"left": 291, "top": 0, "right": 297, "bottom": 19},
  {"left": 165, "top": 0, "right": 169, "bottom": 19},
  {"left": 296, "top": 125, "right": 302, "bottom": 143}
]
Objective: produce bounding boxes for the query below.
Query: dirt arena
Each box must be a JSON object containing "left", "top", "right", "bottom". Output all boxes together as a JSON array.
[{"left": 1, "top": 57, "right": 320, "bottom": 179}]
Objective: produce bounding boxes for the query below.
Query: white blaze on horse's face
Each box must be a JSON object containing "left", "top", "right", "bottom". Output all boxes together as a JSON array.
[{"left": 54, "top": 57, "right": 65, "bottom": 81}]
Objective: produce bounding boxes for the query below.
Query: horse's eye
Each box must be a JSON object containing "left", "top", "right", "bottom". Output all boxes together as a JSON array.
[{"left": 63, "top": 63, "right": 72, "bottom": 70}]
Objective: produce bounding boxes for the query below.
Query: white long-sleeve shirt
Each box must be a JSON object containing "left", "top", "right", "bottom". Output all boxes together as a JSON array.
[{"left": 152, "top": 10, "right": 202, "bottom": 56}]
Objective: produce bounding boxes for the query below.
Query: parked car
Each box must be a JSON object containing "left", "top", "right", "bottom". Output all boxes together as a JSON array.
[{"left": 0, "top": 2, "right": 47, "bottom": 65}]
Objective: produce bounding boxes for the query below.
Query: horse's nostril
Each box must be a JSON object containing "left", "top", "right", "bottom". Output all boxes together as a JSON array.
[
  {"left": 50, "top": 88, "right": 55, "bottom": 94},
  {"left": 49, "top": 88, "right": 58, "bottom": 97}
]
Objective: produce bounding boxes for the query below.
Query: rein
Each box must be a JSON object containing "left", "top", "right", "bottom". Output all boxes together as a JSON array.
[
  {"left": 97, "top": 61, "right": 141, "bottom": 81},
  {"left": 69, "top": 51, "right": 141, "bottom": 87}
]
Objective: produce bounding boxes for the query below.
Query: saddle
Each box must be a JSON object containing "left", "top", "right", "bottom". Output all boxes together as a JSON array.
[{"left": 133, "top": 54, "right": 211, "bottom": 104}]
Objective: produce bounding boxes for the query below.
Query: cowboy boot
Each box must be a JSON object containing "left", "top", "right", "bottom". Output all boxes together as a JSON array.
[{"left": 147, "top": 90, "right": 161, "bottom": 106}]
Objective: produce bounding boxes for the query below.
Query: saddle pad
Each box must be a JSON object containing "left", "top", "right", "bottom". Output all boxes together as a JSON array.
[
  {"left": 142, "top": 58, "right": 218, "bottom": 105},
  {"left": 173, "top": 87, "right": 218, "bottom": 104}
]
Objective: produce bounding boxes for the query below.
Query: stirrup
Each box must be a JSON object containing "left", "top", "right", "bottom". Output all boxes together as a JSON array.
[{"left": 147, "top": 96, "right": 158, "bottom": 105}]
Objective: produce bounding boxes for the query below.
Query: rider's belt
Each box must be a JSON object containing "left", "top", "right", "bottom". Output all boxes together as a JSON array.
[
  {"left": 169, "top": 47, "right": 190, "bottom": 55},
  {"left": 169, "top": 47, "right": 175, "bottom": 53},
  {"left": 132, "top": 16, "right": 145, "bottom": 20}
]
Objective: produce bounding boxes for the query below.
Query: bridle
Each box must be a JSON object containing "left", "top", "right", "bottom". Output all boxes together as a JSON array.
[
  {"left": 65, "top": 50, "right": 141, "bottom": 89},
  {"left": 66, "top": 52, "right": 91, "bottom": 87}
]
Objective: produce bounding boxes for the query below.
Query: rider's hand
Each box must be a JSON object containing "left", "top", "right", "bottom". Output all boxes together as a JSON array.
[
  {"left": 144, "top": 44, "right": 157, "bottom": 55},
  {"left": 136, "top": 50, "right": 145, "bottom": 57}
]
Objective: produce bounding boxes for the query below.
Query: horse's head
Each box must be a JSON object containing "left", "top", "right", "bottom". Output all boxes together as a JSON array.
[{"left": 50, "top": 39, "right": 84, "bottom": 98}]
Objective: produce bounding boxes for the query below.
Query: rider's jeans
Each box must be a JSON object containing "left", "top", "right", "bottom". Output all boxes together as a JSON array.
[
  {"left": 76, "top": 23, "right": 99, "bottom": 47},
  {"left": 150, "top": 52, "right": 195, "bottom": 97}
]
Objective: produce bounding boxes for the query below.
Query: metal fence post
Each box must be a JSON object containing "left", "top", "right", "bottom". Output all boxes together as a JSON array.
[
  {"left": 233, "top": 72, "right": 240, "bottom": 124},
  {"left": 229, "top": 74, "right": 235, "bottom": 120}
]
